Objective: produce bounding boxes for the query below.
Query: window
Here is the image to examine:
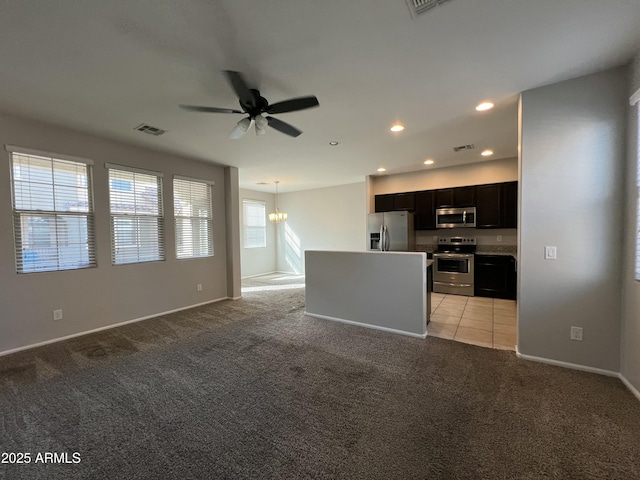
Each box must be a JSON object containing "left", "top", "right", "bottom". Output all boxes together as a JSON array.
[
  {"left": 243, "top": 199, "right": 266, "bottom": 248},
  {"left": 173, "top": 177, "right": 214, "bottom": 259},
  {"left": 636, "top": 100, "right": 640, "bottom": 281},
  {"left": 107, "top": 164, "right": 164, "bottom": 265},
  {"left": 633, "top": 89, "right": 640, "bottom": 281},
  {"left": 7, "top": 146, "right": 96, "bottom": 273}
]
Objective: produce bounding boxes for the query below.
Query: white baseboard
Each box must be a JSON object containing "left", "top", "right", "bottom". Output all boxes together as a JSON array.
[
  {"left": 228, "top": 296, "right": 243, "bottom": 300},
  {"left": 0, "top": 296, "right": 228, "bottom": 358},
  {"left": 619, "top": 374, "right": 640, "bottom": 402},
  {"left": 305, "top": 311, "right": 427, "bottom": 339},
  {"left": 515, "top": 347, "right": 619, "bottom": 377}
]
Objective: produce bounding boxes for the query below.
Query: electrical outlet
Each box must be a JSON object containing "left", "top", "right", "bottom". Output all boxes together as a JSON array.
[
  {"left": 52, "top": 309, "right": 63, "bottom": 321},
  {"left": 545, "top": 246, "right": 557, "bottom": 260},
  {"left": 497, "top": 235, "right": 502, "bottom": 242},
  {"left": 433, "top": 235, "right": 438, "bottom": 242},
  {"left": 197, "top": 284, "right": 203, "bottom": 292},
  {"left": 570, "top": 326, "right": 583, "bottom": 341}
]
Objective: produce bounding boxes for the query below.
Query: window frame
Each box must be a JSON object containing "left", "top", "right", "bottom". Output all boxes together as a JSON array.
[
  {"left": 106, "top": 163, "right": 165, "bottom": 265},
  {"left": 173, "top": 176, "right": 214, "bottom": 260},
  {"left": 242, "top": 199, "right": 267, "bottom": 249},
  {"left": 632, "top": 88, "right": 640, "bottom": 282},
  {"left": 7, "top": 146, "right": 96, "bottom": 274}
]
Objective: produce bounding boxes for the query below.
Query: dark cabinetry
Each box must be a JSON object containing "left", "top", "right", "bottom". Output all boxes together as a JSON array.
[
  {"left": 475, "top": 181, "right": 518, "bottom": 229},
  {"left": 374, "top": 194, "right": 395, "bottom": 212},
  {"left": 502, "top": 181, "right": 518, "bottom": 228},
  {"left": 474, "top": 255, "right": 516, "bottom": 299},
  {"left": 374, "top": 192, "right": 415, "bottom": 212},
  {"left": 415, "top": 191, "right": 436, "bottom": 230},
  {"left": 393, "top": 192, "right": 415, "bottom": 211},
  {"left": 374, "top": 181, "right": 517, "bottom": 230},
  {"left": 476, "top": 184, "right": 502, "bottom": 228},
  {"left": 435, "top": 186, "right": 475, "bottom": 208}
]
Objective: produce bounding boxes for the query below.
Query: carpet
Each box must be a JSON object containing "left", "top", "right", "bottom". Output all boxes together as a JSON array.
[{"left": 0, "top": 275, "right": 639, "bottom": 479}]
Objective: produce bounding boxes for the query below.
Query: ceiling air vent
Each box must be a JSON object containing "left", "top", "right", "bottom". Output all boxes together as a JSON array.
[
  {"left": 134, "top": 124, "right": 166, "bottom": 136},
  {"left": 406, "top": 0, "right": 454, "bottom": 18},
  {"left": 453, "top": 144, "right": 475, "bottom": 152}
]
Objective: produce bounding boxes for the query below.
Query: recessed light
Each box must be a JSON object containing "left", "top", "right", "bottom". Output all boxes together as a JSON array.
[
  {"left": 481, "top": 149, "right": 494, "bottom": 157},
  {"left": 390, "top": 124, "right": 404, "bottom": 132},
  {"left": 329, "top": 141, "right": 340, "bottom": 146},
  {"left": 424, "top": 159, "right": 434, "bottom": 165},
  {"left": 476, "top": 102, "right": 494, "bottom": 111},
  {"left": 377, "top": 167, "right": 386, "bottom": 172}
]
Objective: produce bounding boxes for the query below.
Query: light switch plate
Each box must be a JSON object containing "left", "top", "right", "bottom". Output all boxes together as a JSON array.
[{"left": 545, "top": 246, "right": 557, "bottom": 260}]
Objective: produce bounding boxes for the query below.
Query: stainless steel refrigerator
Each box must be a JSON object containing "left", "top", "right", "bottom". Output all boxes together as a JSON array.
[{"left": 367, "top": 211, "right": 415, "bottom": 251}]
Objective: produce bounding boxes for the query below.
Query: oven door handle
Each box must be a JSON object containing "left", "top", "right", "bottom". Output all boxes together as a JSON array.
[
  {"left": 434, "top": 282, "right": 474, "bottom": 288},
  {"left": 433, "top": 253, "right": 474, "bottom": 259}
]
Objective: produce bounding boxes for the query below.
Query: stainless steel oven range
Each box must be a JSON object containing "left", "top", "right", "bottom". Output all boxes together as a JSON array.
[{"left": 433, "top": 236, "right": 476, "bottom": 296}]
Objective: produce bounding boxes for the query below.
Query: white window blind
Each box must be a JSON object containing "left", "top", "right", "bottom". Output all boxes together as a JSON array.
[
  {"left": 243, "top": 199, "right": 266, "bottom": 248},
  {"left": 8, "top": 150, "right": 96, "bottom": 273},
  {"left": 173, "top": 177, "right": 213, "bottom": 259},
  {"left": 636, "top": 101, "right": 640, "bottom": 281},
  {"left": 632, "top": 91, "right": 640, "bottom": 282},
  {"left": 108, "top": 165, "right": 164, "bottom": 265}
]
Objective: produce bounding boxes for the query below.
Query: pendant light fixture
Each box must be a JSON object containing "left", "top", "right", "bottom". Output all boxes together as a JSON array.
[{"left": 268, "top": 181, "right": 287, "bottom": 223}]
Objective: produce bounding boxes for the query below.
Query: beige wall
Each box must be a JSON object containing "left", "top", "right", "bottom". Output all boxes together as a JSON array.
[
  {"left": 372, "top": 157, "right": 518, "bottom": 196},
  {"left": 276, "top": 183, "right": 367, "bottom": 273},
  {"left": 518, "top": 67, "right": 627, "bottom": 372},
  {"left": 621, "top": 50, "right": 640, "bottom": 395},
  {"left": 0, "top": 113, "right": 229, "bottom": 354}
]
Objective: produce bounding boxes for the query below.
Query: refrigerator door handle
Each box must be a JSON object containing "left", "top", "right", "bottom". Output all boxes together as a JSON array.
[
  {"left": 379, "top": 225, "right": 384, "bottom": 251},
  {"left": 384, "top": 225, "right": 390, "bottom": 251}
]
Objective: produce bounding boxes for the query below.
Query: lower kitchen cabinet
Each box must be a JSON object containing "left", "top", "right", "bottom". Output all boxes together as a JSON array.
[{"left": 474, "top": 254, "right": 516, "bottom": 300}]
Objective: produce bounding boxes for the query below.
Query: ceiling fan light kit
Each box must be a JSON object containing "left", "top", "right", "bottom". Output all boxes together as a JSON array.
[
  {"left": 229, "top": 117, "right": 253, "bottom": 139},
  {"left": 180, "top": 70, "right": 319, "bottom": 139}
]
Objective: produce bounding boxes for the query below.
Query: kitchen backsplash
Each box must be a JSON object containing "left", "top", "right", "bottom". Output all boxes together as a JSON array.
[{"left": 415, "top": 228, "right": 517, "bottom": 255}]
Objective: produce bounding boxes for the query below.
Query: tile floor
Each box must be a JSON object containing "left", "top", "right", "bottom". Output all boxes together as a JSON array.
[{"left": 428, "top": 293, "right": 517, "bottom": 351}]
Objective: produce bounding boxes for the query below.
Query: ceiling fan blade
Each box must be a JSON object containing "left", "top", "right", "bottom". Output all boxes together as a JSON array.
[
  {"left": 266, "top": 116, "right": 302, "bottom": 137},
  {"left": 180, "top": 104, "right": 243, "bottom": 114},
  {"left": 266, "top": 96, "right": 319, "bottom": 114},
  {"left": 224, "top": 70, "right": 256, "bottom": 110}
]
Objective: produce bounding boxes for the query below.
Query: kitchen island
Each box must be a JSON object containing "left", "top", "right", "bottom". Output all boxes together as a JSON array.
[{"left": 305, "top": 251, "right": 432, "bottom": 338}]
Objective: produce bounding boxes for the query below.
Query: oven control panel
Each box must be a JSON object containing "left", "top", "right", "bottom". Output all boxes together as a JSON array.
[{"left": 437, "top": 236, "right": 476, "bottom": 246}]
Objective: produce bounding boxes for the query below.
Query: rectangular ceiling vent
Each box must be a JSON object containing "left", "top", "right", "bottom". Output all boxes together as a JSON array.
[
  {"left": 453, "top": 144, "right": 475, "bottom": 152},
  {"left": 406, "top": 0, "right": 454, "bottom": 18},
  {"left": 134, "top": 124, "right": 166, "bottom": 136}
]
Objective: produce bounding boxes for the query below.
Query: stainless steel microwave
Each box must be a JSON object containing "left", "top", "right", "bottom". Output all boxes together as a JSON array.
[{"left": 435, "top": 206, "right": 476, "bottom": 228}]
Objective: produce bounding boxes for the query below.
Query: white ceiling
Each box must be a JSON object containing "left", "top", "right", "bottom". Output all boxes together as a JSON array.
[{"left": 0, "top": 1, "right": 639, "bottom": 193}]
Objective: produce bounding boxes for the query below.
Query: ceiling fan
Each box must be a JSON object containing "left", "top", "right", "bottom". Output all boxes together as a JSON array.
[{"left": 180, "top": 71, "right": 319, "bottom": 139}]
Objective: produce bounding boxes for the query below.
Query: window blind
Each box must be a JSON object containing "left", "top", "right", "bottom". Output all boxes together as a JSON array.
[
  {"left": 9, "top": 151, "right": 96, "bottom": 273},
  {"left": 243, "top": 199, "right": 266, "bottom": 248},
  {"left": 636, "top": 101, "right": 640, "bottom": 281},
  {"left": 634, "top": 96, "right": 640, "bottom": 281},
  {"left": 108, "top": 167, "right": 164, "bottom": 264},
  {"left": 173, "top": 177, "right": 213, "bottom": 259}
]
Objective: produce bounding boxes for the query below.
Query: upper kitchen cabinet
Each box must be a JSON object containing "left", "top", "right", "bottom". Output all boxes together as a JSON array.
[
  {"left": 435, "top": 188, "right": 454, "bottom": 208},
  {"left": 435, "top": 186, "right": 476, "bottom": 208},
  {"left": 393, "top": 192, "right": 415, "bottom": 211},
  {"left": 476, "top": 182, "right": 518, "bottom": 228},
  {"left": 375, "top": 192, "right": 416, "bottom": 212},
  {"left": 415, "top": 191, "right": 436, "bottom": 230},
  {"left": 475, "top": 184, "right": 502, "bottom": 228},
  {"left": 374, "top": 194, "right": 395, "bottom": 212},
  {"left": 502, "top": 181, "right": 518, "bottom": 228}
]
